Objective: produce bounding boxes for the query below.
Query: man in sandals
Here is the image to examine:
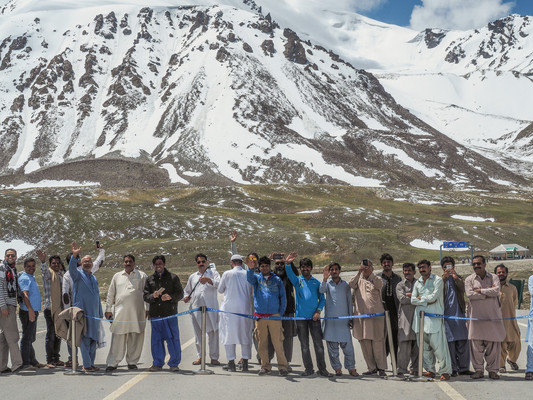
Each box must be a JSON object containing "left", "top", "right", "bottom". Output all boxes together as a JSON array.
[{"left": 411, "top": 260, "right": 452, "bottom": 381}]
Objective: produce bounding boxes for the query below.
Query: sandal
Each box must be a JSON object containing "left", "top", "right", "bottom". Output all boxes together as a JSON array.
[
  {"left": 525, "top": 372, "right": 533, "bottom": 380},
  {"left": 349, "top": 369, "right": 359, "bottom": 377},
  {"left": 440, "top": 373, "right": 450, "bottom": 381}
]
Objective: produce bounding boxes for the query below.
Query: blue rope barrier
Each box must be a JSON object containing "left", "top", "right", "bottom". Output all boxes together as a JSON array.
[
  {"left": 425, "top": 312, "right": 533, "bottom": 321},
  {"left": 85, "top": 308, "right": 532, "bottom": 324},
  {"left": 86, "top": 307, "right": 200, "bottom": 323}
]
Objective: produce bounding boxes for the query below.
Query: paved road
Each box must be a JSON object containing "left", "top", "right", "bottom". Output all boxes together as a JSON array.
[{"left": 2, "top": 301, "right": 532, "bottom": 399}]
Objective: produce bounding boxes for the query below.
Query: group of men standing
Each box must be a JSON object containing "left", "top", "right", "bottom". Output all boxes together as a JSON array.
[{"left": 2, "top": 244, "right": 533, "bottom": 381}]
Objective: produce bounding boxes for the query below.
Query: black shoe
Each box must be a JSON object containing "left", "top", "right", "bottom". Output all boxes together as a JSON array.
[
  {"left": 507, "top": 359, "right": 519, "bottom": 371},
  {"left": 363, "top": 369, "right": 377, "bottom": 375},
  {"left": 378, "top": 369, "right": 387, "bottom": 377},
  {"left": 223, "top": 360, "right": 236, "bottom": 372},
  {"left": 451, "top": 370, "right": 458, "bottom": 377},
  {"left": 128, "top": 364, "right": 138, "bottom": 370},
  {"left": 241, "top": 359, "right": 249, "bottom": 372},
  {"left": 301, "top": 370, "right": 314, "bottom": 376},
  {"left": 459, "top": 370, "right": 475, "bottom": 375},
  {"left": 105, "top": 366, "right": 117, "bottom": 372},
  {"left": 318, "top": 369, "right": 333, "bottom": 377},
  {"left": 1, "top": 368, "right": 12, "bottom": 374}
]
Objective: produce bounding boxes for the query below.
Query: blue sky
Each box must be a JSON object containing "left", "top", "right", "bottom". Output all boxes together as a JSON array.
[{"left": 354, "top": 0, "right": 533, "bottom": 30}]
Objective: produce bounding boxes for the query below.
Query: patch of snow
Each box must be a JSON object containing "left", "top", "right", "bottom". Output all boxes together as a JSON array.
[
  {"left": 409, "top": 239, "right": 443, "bottom": 250},
  {"left": 0, "top": 239, "right": 34, "bottom": 256},
  {"left": 160, "top": 163, "right": 188, "bottom": 184},
  {"left": 3, "top": 180, "right": 100, "bottom": 190},
  {"left": 451, "top": 215, "right": 495, "bottom": 222}
]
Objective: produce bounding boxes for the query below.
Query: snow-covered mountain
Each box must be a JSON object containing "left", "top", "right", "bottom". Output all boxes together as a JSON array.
[
  {"left": 0, "top": 0, "right": 529, "bottom": 189},
  {"left": 245, "top": 3, "right": 533, "bottom": 178}
]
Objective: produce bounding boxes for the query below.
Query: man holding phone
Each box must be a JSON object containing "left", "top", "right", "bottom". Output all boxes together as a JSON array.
[
  {"left": 143, "top": 255, "right": 183, "bottom": 372},
  {"left": 441, "top": 256, "right": 472, "bottom": 377}
]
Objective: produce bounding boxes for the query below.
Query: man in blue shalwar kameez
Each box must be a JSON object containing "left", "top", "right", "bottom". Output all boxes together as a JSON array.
[{"left": 69, "top": 242, "right": 103, "bottom": 372}]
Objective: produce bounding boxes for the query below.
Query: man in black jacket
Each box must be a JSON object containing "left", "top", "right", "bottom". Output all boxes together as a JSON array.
[{"left": 144, "top": 255, "right": 183, "bottom": 372}]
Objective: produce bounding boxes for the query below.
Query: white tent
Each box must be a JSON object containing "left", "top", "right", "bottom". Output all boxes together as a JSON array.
[{"left": 489, "top": 244, "right": 529, "bottom": 259}]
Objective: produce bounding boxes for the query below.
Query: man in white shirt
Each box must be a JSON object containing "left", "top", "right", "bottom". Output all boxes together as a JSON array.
[
  {"left": 105, "top": 254, "right": 148, "bottom": 372},
  {"left": 184, "top": 253, "right": 221, "bottom": 366}
]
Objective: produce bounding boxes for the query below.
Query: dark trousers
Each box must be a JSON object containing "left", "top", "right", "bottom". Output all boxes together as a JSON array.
[
  {"left": 44, "top": 309, "right": 62, "bottom": 363},
  {"left": 385, "top": 312, "right": 399, "bottom": 358},
  {"left": 19, "top": 309, "right": 39, "bottom": 366},
  {"left": 269, "top": 316, "right": 296, "bottom": 363},
  {"left": 448, "top": 339, "right": 470, "bottom": 372},
  {"left": 296, "top": 319, "right": 327, "bottom": 372}
]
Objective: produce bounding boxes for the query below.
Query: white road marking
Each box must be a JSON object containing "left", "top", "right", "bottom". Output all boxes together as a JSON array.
[
  {"left": 101, "top": 336, "right": 196, "bottom": 400},
  {"left": 436, "top": 382, "right": 468, "bottom": 400}
]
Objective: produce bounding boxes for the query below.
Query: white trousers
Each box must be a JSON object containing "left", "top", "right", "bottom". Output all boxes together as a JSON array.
[
  {"left": 224, "top": 344, "right": 252, "bottom": 361},
  {"left": 106, "top": 332, "right": 145, "bottom": 367},
  {"left": 192, "top": 315, "right": 219, "bottom": 360}
]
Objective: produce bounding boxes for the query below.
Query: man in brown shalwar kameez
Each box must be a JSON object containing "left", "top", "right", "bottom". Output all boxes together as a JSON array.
[
  {"left": 465, "top": 255, "right": 506, "bottom": 380},
  {"left": 349, "top": 259, "right": 387, "bottom": 377},
  {"left": 495, "top": 264, "right": 521, "bottom": 372}
]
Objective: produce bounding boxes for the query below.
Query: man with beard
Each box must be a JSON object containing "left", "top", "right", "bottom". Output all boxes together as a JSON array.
[
  {"left": 494, "top": 264, "right": 521, "bottom": 373},
  {"left": 0, "top": 248, "right": 23, "bottom": 373},
  {"left": 320, "top": 262, "right": 358, "bottom": 377},
  {"left": 69, "top": 242, "right": 104, "bottom": 372},
  {"left": 440, "top": 256, "right": 472, "bottom": 377},
  {"left": 465, "top": 255, "right": 506, "bottom": 380},
  {"left": 218, "top": 254, "right": 254, "bottom": 372},
  {"left": 411, "top": 260, "right": 452, "bottom": 381},
  {"left": 396, "top": 262, "right": 418, "bottom": 377},
  {"left": 377, "top": 253, "right": 401, "bottom": 357}
]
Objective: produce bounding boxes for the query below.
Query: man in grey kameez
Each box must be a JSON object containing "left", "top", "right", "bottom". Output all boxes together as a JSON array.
[
  {"left": 441, "top": 256, "right": 473, "bottom": 376},
  {"left": 320, "top": 263, "right": 358, "bottom": 377},
  {"left": 465, "top": 255, "right": 506, "bottom": 380},
  {"left": 396, "top": 263, "right": 418, "bottom": 376}
]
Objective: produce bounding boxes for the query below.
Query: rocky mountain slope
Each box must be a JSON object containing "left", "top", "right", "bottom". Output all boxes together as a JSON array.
[{"left": 0, "top": 1, "right": 529, "bottom": 189}]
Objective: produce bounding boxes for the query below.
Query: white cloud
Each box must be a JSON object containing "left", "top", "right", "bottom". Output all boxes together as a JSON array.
[{"left": 410, "top": 0, "right": 514, "bottom": 30}]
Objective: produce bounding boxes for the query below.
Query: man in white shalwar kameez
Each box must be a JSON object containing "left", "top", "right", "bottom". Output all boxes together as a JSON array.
[
  {"left": 218, "top": 254, "right": 253, "bottom": 372},
  {"left": 104, "top": 254, "right": 147, "bottom": 371},
  {"left": 184, "top": 253, "right": 221, "bottom": 365}
]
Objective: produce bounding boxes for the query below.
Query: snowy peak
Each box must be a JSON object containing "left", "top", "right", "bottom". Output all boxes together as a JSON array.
[{"left": 0, "top": 2, "right": 529, "bottom": 190}]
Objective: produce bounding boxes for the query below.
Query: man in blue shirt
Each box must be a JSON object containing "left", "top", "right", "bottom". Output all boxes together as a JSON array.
[
  {"left": 247, "top": 256, "right": 288, "bottom": 376},
  {"left": 285, "top": 252, "right": 332, "bottom": 377},
  {"left": 18, "top": 257, "right": 45, "bottom": 370}
]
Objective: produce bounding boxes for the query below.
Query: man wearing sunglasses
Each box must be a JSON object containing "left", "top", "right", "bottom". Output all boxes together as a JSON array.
[
  {"left": 465, "top": 255, "right": 506, "bottom": 380},
  {"left": 0, "top": 248, "right": 23, "bottom": 373},
  {"left": 184, "top": 253, "right": 221, "bottom": 366}
]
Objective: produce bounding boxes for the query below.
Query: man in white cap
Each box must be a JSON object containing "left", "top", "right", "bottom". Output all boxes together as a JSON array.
[{"left": 218, "top": 254, "right": 253, "bottom": 372}]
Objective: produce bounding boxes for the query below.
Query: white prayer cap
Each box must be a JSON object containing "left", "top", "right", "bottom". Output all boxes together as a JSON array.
[{"left": 231, "top": 254, "right": 243, "bottom": 261}]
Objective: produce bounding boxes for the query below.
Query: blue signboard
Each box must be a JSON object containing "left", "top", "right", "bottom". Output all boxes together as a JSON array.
[{"left": 443, "top": 241, "right": 470, "bottom": 249}]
